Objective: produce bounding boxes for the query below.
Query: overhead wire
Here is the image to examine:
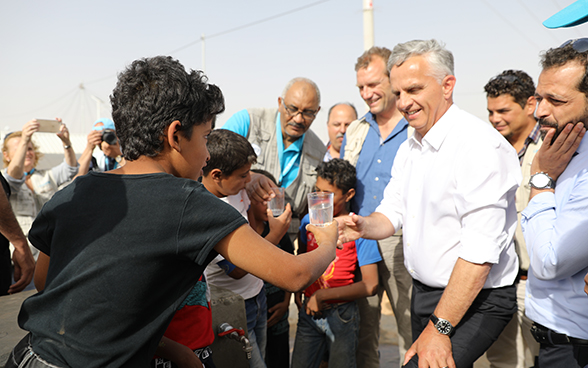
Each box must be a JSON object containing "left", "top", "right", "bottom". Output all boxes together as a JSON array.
[
  {"left": 480, "top": 0, "right": 543, "bottom": 50},
  {"left": 166, "top": 0, "right": 330, "bottom": 55}
]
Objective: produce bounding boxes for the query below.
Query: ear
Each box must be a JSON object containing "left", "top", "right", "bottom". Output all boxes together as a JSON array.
[
  {"left": 210, "top": 168, "right": 223, "bottom": 183},
  {"left": 166, "top": 120, "right": 182, "bottom": 153},
  {"left": 442, "top": 75, "right": 456, "bottom": 100},
  {"left": 344, "top": 188, "right": 356, "bottom": 202},
  {"left": 524, "top": 96, "right": 537, "bottom": 117},
  {"left": 2, "top": 150, "right": 9, "bottom": 163},
  {"left": 277, "top": 96, "right": 283, "bottom": 109}
]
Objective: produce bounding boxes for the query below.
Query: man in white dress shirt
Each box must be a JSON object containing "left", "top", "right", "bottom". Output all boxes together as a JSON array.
[
  {"left": 521, "top": 38, "right": 588, "bottom": 368},
  {"left": 338, "top": 39, "right": 521, "bottom": 368}
]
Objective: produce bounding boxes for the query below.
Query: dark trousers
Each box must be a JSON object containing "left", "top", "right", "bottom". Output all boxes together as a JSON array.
[
  {"left": 402, "top": 279, "right": 516, "bottom": 368},
  {"left": 536, "top": 339, "right": 588, "bottom": 367}
]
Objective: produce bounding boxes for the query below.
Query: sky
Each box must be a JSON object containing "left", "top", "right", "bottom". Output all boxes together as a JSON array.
[{"left": 1, "top": 0, "right": 587, "bottom": 144}]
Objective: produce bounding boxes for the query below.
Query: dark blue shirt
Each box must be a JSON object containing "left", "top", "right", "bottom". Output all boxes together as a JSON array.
[{"left": 340, "top": 112, "right": 408, "bottom": 217}]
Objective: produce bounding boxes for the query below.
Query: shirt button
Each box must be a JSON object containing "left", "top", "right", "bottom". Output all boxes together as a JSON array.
[
  {"left": 373, "top": 196, "right": 377, "bottom": 200},
  {"left": 410, "top": 269, "right": 415, "bottom": 273},
  {"left": 377, "top": 159, "right": 382, "bottom": 163},
  {"left": 375, "top": 177, "right": 379, "bottom": 181},
  {"left": 407, "top": 242, "right": 411, "bottom": 247}
]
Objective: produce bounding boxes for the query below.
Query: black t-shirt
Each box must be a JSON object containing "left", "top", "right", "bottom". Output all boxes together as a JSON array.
[{"left": 19, "top": 172, "right": 247, "bottom": 368}]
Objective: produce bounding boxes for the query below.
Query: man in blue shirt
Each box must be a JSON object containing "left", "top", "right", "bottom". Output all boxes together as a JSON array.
[
  {"left": 222, "top": 78, "right": 326, "bottom": 242},
  {"left": 522, "top": 39, "right": 588, "bottom": 368},
  {"left": 339, "top": 46, "right": 412, "bottom": 368}
]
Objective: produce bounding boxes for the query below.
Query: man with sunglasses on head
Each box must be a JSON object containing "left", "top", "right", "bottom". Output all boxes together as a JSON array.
[
  {"left": 521, "top": 39, "right": 588, "bottom": 368},
  {"left": 222, "top": 78, "right": 326, "bottom": 242},
  {"left": 483, "top": 69, "right": 542, "bottom": 368}
]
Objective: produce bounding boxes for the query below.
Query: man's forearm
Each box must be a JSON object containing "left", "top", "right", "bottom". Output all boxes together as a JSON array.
[
  {"left": 0, "top": 192, "right": 27, "bottom": 245},
  {"left": 433, "top": 258, "right": 492, "bottom": 327},
  {"left": 362, "top": 212, "right": 396, "bottom": 240}
]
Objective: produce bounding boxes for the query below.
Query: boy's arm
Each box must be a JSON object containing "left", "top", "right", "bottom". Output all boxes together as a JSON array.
[
  {"left": 214, "top": 222, "right": 337, "bottom": 293},
  {"left": 156, "top": 336, "right": 203, "bottom": 368},
  {"left": 305, "top": 263, "right": 379, "bottom": 316}
]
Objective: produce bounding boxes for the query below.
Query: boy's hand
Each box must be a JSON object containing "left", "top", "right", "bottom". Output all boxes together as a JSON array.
[
  {"left": 266, "top": 203, "right": 292, "bottom": 242},
  {"left": 306, "top": 221, "right": 338, "bottom": 251},
  {"left": 267, "top": 299, "right": 289, "bottom": 327},
  {"left": 336, "top": 213, "right": 365, "bottom": 245},
  {"left": 247, "top": 172, "right": 278, "bottom": 204},
  {"left": 305, "top": 290, "right": 327, "bottom": 318}
]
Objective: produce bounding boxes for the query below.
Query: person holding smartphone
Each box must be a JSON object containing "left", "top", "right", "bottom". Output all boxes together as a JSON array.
[{"left": 1, "top": 119, "right": 78, "bottom": 261}]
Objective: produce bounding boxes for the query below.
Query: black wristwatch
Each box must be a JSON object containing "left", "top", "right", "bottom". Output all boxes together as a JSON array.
[
  {"left": 529, "top": 172, "right": 555, "bottom": 189},
  {"left": 430, "top": 314, "right": 455, "bottom": 337}
]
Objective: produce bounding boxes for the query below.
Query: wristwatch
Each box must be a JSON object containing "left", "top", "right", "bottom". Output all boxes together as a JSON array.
[
  {"left": 529, "top": 172, "right": 555, "bottom": 189},
  {"left": 430, "top": 314, "right": 455, "bottom": 336}
]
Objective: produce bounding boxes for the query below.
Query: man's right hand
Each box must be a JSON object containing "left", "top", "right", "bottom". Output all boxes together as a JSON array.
[
  {"left": 306, "top": 221, "right": 338, "bottom": 251},
  {"left": 246, "top": 172, "right": 278, "bottom": 205},
  {"left": 336, "top": 213, "right": 365, "bottom": 244}
]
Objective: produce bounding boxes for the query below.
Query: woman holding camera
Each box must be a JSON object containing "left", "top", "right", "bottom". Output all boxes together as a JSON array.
[{"left": 1, "top": 118, "right": 79, "bottom": 260}]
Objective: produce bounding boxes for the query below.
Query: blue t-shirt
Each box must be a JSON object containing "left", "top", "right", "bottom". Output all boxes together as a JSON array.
[
  {"left": 222, "top": 109, "right": 304, "bottom": 188},
  {"left": 299, "top": 214, "right": 381, "bottom": 267},
  {"left": 340, "top": 112, "right": 408, "bottom": 217}
]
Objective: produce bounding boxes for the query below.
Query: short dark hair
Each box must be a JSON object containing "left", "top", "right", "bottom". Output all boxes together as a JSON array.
[
  {"left": 203, "top": 129, "right": 257, "bottom": 177},
  {"left": 251, "top": 169, "right": 277, "bottom": 185},
  {"left": 315, "top": 158, "right": 356, "bottom": 194},
  {"left": 110, "top": 56, "right": 225, "bottom": 160},
  {"left": 355, "top": 46, "right": 392, "bottom": 76},
  {"left": 484, "top": 70, "right": 536, "bottom": 108},
  {"left": 540, "top": 42, "right": 588, "bottom": 96}
]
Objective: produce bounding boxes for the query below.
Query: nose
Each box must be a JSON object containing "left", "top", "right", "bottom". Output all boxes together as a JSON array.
[
  {"left": 292, "top": 112, "right": 305, "bottom": 124},
  {"left": 535, "top": 99, "right": 549, "bottom": 120},
  {"left": 360, "top": 87, "right": 372, "bottom": 101},
  {"left": 396, "top": 92, "right": 410, "bottom": 112},
  {"left": 488, "top": 113, "right": 500, "bottom": 125}
]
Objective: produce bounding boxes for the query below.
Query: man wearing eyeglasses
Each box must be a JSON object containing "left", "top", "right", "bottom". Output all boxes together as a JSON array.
[
  {"left": 339, "top": 46, "right": 412, "bottom": 368},
  {"left": 222, "top": 77, "right": 326, "bottom": 243},
  {"left": 483, "top": 70, "right": 541, "bottom": 368},
  {"left": 521, "top": 39, "right": 588, "bottom": 368}
]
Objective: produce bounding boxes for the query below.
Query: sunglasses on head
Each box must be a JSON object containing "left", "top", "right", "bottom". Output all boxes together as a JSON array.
[{"left": 560, "top": 38, "right": 588, "bottom": 53}]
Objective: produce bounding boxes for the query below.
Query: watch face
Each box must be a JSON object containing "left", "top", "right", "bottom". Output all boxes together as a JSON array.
[
  {"left": 531, "top": 173, "right": 551, "bottom": 188},
  {"left": 436, "top": 320, "right": 453, "bottom": 335}
]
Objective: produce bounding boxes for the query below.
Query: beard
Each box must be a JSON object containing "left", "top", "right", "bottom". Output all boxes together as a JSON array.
[{"left": 538, "top": 118, "right": 564, "bottom": 145}]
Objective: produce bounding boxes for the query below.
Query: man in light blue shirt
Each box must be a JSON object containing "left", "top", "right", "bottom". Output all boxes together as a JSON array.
[
  {"left": 222, "top": 78, "right": 326, "bottom": 242},
  {"left": 339, "top": 46, "right": 411, "bottom": 368},
  {"left": 522, "top": 39, "right": 588, "bottom": 367}
]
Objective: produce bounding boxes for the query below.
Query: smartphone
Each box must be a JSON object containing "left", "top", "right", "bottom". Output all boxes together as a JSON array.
[{"left": 36, "top": 119, "right": 62, "bottom": 133}]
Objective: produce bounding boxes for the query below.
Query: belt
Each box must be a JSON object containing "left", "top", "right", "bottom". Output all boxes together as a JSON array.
[
  {"left": 517, "top": 269, "right": 528, "bottom": 281},
  {"left": 531, "top": 323, "right": 588, "bottom": 346}
]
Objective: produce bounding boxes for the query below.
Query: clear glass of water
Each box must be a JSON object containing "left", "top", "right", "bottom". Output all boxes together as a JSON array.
[
  {"left": 267, "top": 187, "right": 285, "bottom": 216},
  {"left": 307, "top": 192, "right": 334, "bottom": 227}
]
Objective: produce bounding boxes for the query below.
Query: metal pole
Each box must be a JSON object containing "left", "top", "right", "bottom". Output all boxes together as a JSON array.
[
  {"left": 201, "top": 33, "right": 206, "bottom": 72},
  {"left": 363, "top": 0, "right": 374, "bottom": 50}
]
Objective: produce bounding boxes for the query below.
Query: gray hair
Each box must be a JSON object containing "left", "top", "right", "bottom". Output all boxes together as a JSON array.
[
  {"left": 281, "top": 77, "right": 321, "bottom": 105},
  {"left": 388, "top": 39, "right": 454, "bottom": 83}
]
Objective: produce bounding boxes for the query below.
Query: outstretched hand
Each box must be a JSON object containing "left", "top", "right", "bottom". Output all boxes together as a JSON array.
[
  {"left": 247, "top": 172, "right": 278, "bottom": 205},
  {"left": 336, "top": 213, "right": 365, "bottom": 245},
  {"left": 306, "top": 221, "right": 338, "bottom": 251}
]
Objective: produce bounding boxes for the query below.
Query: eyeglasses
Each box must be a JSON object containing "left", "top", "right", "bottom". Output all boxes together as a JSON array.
[
  {"left": 560, "top": 38, "right": 588, "bottom": 53},
  {"left": 281, "top": 100, "right": 318, "bottom": 120}
]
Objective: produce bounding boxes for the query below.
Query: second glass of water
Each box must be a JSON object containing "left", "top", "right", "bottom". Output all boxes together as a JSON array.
[{"left": 307, "top": 192, "right": 334, "bottom": 227}]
